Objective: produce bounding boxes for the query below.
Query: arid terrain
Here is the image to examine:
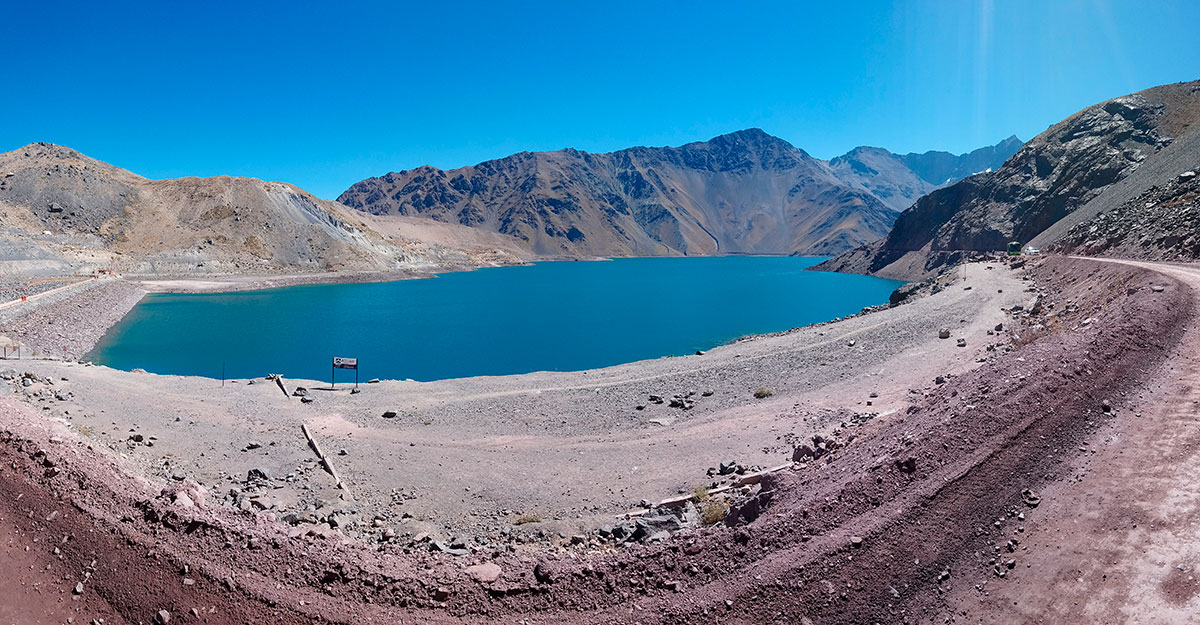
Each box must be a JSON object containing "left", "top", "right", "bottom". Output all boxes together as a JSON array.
[
  {"left": 2, "top": 253, "right": 1198, "bottom": 624},
  {"left": 1, "top": 75, "right": 1198, "bottom": 624}
]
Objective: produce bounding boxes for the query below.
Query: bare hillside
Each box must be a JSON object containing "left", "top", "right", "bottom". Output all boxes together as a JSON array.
[
  {"left": 817, "top": 80, "right": 1200, "bottom": 280},
  {"left": 0, "top": 143, "right": 524, "bottom": 277}
]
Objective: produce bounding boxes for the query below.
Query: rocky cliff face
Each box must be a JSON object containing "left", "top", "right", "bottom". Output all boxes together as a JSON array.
[
  {"left": 0, "top": 143, "right": 524, "bottom": 276},
  {"left": 817, "top": 80, "right": 1200, "bottom": 280},
  {"left": 339, "top": 131, "right": 1018, "bottom": 257}
]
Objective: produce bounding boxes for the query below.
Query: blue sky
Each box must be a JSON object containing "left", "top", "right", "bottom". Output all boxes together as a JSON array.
[{"left": 2, "top": 0, "right": 1197, "bottom": 199}]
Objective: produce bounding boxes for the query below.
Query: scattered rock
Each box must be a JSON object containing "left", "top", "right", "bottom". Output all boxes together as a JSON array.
[
  {"left": 154, "top": 610, "right": 171, "bottom": 624},
  {"left": 247, "top": 467, "right": 271, "bottom": 481},
  {"left": 73, "top": 582, "right": 83, "bottom": 595},
  {"left": 466, "top": 562, "right": 503, "bottom": 583},
  {"left": 850, "top": 536, "right": 863, "bottom": 548},
  {"left": 1021, "top": 488, "right": 1041, "bottom": 507},
  {"left": 533, "top": 561, "right": 555, "bottom": 584},
  {"left": 381, "top": 410, "right": 398, "bottom": 419},
  {"left": 956, "top": 338, "right": 967, "bottom": 347},
  {"left": 938, "top": 328, "right": 951, "bottom": 339}
]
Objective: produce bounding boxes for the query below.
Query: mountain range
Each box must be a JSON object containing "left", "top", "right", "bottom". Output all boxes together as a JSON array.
[
  {"left": 817, "top": 79, "right": 1200, "bottom": 280},
  {"left": 338, "top": 132, "right": 1021, "bottom": 257}
]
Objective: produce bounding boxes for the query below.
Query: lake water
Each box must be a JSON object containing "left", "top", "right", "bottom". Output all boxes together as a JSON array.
[{"left": 89, "top": 257, "right": 903, "bottom": 382}]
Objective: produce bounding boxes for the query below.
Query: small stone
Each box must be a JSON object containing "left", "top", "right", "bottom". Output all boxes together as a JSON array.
[
  {"left": 534, "top": 562, "right": 555, "bottom": 584},
  {"left": 938, "top": 328, "right": 951, "bottom": 339},
  {"left": 73, "top": 582, "right": 84, "bottom": 595},
  {"left": 465, "top": 562, "right": 503, "bottom": 583},
  {"left": 850, "top": 536, "right": 864, "bottom": 548},
  {"left": 154, "top": 610, "right": 170, "bottom": 625},
  {"left": 381, "top": 411, "right": 398, "bottom": 419},
  {"left": 433, "top": 587, "right": 451, "bottom": 602}
]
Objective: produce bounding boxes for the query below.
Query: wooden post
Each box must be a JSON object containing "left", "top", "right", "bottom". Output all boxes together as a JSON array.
[{"left": 301, "top": 423, "right": 351, "bottom": 496}]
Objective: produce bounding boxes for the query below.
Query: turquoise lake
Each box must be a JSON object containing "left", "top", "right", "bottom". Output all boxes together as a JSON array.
[{"left": 89, "top": 257, "right": 903, "bottom": 382}]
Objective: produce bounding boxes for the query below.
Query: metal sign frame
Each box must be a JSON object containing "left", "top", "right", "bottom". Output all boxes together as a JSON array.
[{"left": 331, "top": 357, "right": 359, "bottom": 389}]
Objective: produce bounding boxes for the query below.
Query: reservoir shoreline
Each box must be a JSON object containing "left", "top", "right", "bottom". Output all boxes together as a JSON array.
[{"left": 86, "top": 256, "right": 903, "bottom": 383}]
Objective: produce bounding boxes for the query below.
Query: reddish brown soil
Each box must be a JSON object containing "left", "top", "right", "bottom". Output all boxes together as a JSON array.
[{"left": 0, "top": 255, "right": 1192, "bottom": 624}]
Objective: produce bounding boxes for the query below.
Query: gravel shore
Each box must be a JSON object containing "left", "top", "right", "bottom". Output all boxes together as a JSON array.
[
  {"left": 1, "top": 255, "right": 1193, "bottom": 624},
  {"left": 0, "top": 278, "right": 145, "bottom": 358},
  {"left": 4, "top": 260, "right": 1029, "bottom": 545}
]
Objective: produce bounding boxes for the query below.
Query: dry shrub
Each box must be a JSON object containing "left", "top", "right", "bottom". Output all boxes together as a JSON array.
[{"left": 700, "top": 499, "right": 729, "bottom": 525}]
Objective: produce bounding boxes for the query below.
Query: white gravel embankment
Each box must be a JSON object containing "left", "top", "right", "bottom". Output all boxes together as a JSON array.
[{"left": 0, "top": 279, "right": 146, "bottom": 358}]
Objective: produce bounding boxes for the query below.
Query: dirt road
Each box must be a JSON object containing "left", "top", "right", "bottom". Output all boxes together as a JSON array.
[{"left": 942, "top": 257, "right": 1200, "bottom": 623}]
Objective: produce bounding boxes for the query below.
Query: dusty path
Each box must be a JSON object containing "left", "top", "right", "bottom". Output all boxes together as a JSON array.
[{"left": 943, "top": 257, "right": 1200, "bottom": 623}]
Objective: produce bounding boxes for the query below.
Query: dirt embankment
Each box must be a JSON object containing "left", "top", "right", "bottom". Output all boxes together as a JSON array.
[
  {"left": 0, "top": 255, "right": 1191, "bottom": 624},
  {"left": 0, "top": 279, "right": 145, "bottom": 358}
]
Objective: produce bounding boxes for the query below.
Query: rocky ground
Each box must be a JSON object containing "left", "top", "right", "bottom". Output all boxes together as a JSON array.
[
  {"left": 1052, "top": 170, "right": 1200, "bottom": 260},
  {"left": 0, "top": 254, "right": 1195, "bottom": 623},
  {"left": 0, "top": 261, "right": 1027, "bottom": 552}
]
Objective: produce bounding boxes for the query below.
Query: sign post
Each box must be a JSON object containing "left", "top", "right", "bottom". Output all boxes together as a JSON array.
[{"left": 332, "top": 357, "right": 358, "bottom": 389}]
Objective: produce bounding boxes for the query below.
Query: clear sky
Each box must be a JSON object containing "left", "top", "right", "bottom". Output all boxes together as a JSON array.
[{"left": 2, "top": 0, "right": 1197, "bottom": 199}]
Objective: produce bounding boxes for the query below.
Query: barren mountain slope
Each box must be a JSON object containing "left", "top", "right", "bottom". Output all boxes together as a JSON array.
[
  {"left": 897, "top": 135, "right": 1024, "bottom": 186},
  {"left": 827, "top": 136, "right": 1021, "bottom": 213},
  {"left": 817, "top": 80, "right": 1200, "bottom": 280},
  {"left": 0, "top": 143, "right": 523, "bottom": 276},
  {"left": 340, "top": 129, "right": 900, "bottom": 256}
]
